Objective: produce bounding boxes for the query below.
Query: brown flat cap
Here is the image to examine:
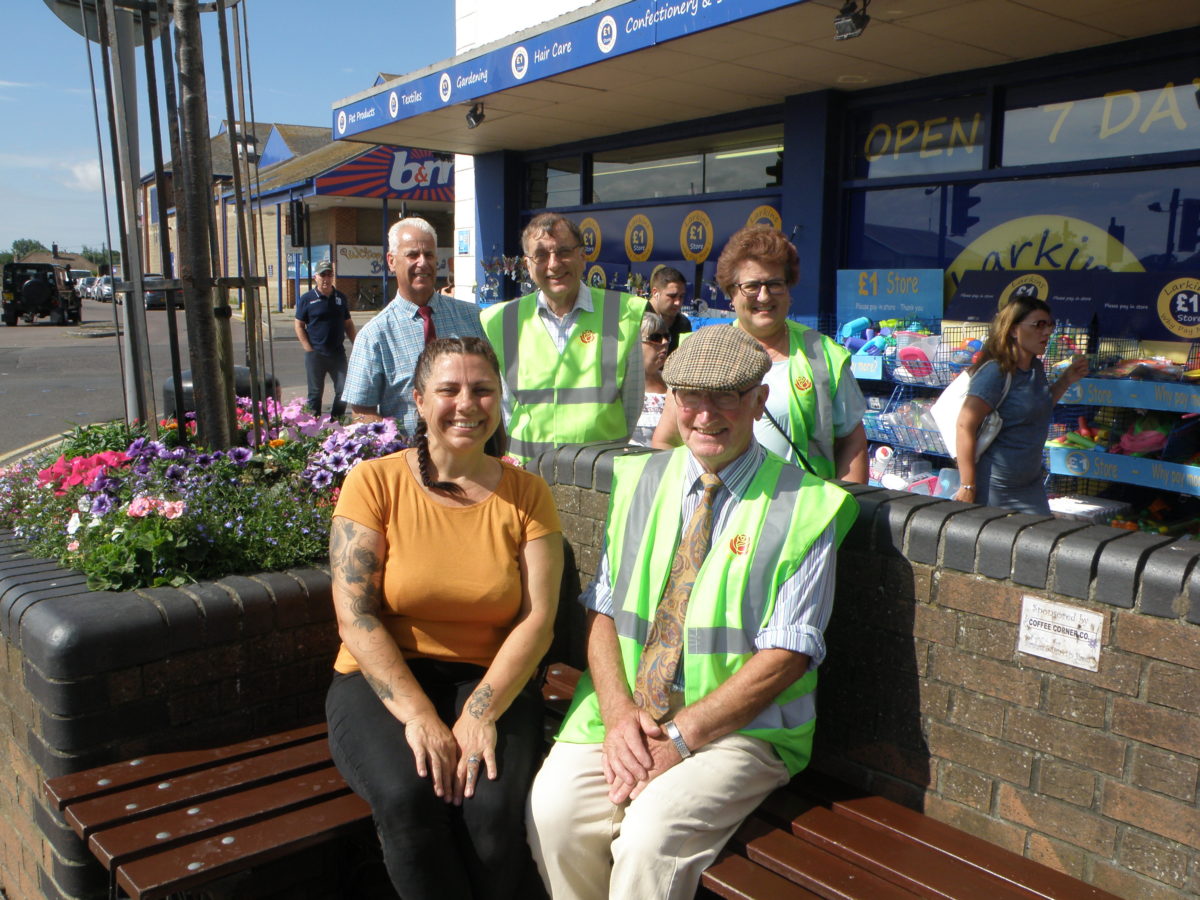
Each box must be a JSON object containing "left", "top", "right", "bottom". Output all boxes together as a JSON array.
[{"left": 663, "top": 325, "right": 771, "bottom": 392}]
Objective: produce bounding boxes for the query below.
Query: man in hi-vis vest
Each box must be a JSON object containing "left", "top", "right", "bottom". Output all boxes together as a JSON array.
[
  {"left": 480, "top": 213, "right": 645, "bottom": 465},
  {"left": 527, "top": 326, "right": 858, "bottom": 900}
]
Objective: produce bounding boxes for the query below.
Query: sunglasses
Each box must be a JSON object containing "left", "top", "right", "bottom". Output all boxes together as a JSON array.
[{"left": 643, "top": 333, "right": 669, "bottom": 344}]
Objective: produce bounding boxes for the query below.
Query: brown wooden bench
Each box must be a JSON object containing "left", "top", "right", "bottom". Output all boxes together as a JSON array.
[
  {"left": 43, "top": 665, "right": 582, "bottom": 900},
  {"left": 46, "top": 662, "right": 1118, "bottom": 900}
]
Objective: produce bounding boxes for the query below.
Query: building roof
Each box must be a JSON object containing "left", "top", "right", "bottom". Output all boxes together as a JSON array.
[
  {"left": 331, "top": 0, "right": 1200, "bottom": 155},
  {"left": 16, "top": 251, "right": 95, "bottom": 272},
  {"left": 271, "top": 124, "right": 335, "bottom": 160},
  {"left": 240, "top": 140, "right": 370, "bottom": 200}
]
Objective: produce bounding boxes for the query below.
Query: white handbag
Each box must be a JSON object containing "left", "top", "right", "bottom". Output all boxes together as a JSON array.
[{"left": 930, "top": 367, "right": 1012, "bottom": 460}]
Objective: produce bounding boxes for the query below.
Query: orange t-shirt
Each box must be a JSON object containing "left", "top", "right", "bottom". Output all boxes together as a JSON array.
[{"left": 332, "top": 449, "right": 561, "bottom": 672}]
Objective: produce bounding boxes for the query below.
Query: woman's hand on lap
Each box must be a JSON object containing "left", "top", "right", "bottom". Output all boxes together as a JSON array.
[
  {"left": 452, "top": 714, "right": 499, "bottom": 803},
  {"left": 404, "top": 711, "right": 459, "bottom": 802}
]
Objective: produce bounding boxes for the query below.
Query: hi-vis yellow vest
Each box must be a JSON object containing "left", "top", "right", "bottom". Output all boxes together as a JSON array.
[
  {"left": 481, "top": 287, "right": 645, "bottom": 464},
  {"left": 743, "top": 320, "right": 851, "bottom": 479},
  {"left": 556, "top": 448, "right": 858, "bottom": 775}
]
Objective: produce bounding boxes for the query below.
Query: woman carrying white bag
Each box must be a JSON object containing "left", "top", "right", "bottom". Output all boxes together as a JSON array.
[{"left": 940, "top": 295, "right": 1087, "bottom": 514}]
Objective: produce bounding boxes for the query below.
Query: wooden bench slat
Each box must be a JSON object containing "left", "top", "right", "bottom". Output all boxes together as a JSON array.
[
  {"left": 787, "top": 804, "right": 1045, "bottom": 900},
  {"left": 115, "top": 791, "right": 370, "bottom": 900},
  {"left": 65, "top": 739, "right": 334, "bottom": 839},
  {"left": 733, "top": 816, "right": 919, "bottom": 900},
  {"left": 44, "top": 723, "right": 328, "bottom": 809},
  {"left": 796, "top": 781, "right": 1122, "bottom": 900},
  {"left": 701, "top": 850, "right": 823, "bottom": 900},
  {"left": 87, "top": 766, "right": 357, "bottom": 869}
]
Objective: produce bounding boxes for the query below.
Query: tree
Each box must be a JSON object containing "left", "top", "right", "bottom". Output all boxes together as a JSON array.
[
  {"left": 80, "top": 244, "right": 122, "bottom": 269},
  {"left": 11, "top": 238, "right": 48, "bottom": 260},
  {"left": 0, "top": 252, "right": 12, "bottom": 269}
]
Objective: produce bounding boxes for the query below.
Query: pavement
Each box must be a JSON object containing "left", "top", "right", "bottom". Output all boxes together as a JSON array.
[{"left": 0, "top": 303, "right": 381, "bottom": 467}]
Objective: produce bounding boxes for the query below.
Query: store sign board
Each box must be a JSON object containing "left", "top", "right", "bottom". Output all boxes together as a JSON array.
[
  {"left": 549, "top": 195, "right": 780, "bottom": 313},
  {"left": 1061, "top": 377, "right": 1200, "bottom": 414},
  {"left": 334, "top": 0, "right": 804, "bottom": 138},
  {"left": 836, "top": 268, "right": 943, "bottom": 323},
  {"left": 1047, "top": 445, "right": 1200, "bottom": 497},
  {"left": 947, "top": 270, "right": 1108, "bottom": 326},
  {"left": 1018, "top": 596, "right": 1103, "bottom": 672},
  {"left": 286, "top": 246, "right": 332, "bottom": 279},
  {"left": 315, "top": 147, "right": 453, "bottom": 202}
]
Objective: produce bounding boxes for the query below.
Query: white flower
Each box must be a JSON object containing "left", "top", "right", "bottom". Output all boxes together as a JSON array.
[{"left": 66, "top": 513, "right": 82, "bottom": 535}]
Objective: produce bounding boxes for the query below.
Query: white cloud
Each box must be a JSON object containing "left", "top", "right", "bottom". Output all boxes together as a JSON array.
[
  {"left": 62, "top": 160, "right": 103, "bottom": 192},
  {"left": 0, "top": 80, "right": 34, "bottom": 89}
]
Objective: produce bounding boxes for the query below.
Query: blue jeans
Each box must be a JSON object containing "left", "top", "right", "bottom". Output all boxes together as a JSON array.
[
  {"left": 326, "top": 664, "right": 545, "bottom": 900},
  {"left": 304, "top": 350, "right": 347, "bottom": 417}
]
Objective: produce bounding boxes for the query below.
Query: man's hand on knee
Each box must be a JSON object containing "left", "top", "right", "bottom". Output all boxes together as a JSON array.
[
  {"left": 601, "top": 705, "right": 661, "bottom": 793},
  {"left": 624, "top": 732, "right": 685, "bottom": 802}
]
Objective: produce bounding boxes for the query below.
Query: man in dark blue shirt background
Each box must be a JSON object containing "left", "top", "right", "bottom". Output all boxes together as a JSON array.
[{"left": 294, "top": 259, "right": 357, "bottom": 417}]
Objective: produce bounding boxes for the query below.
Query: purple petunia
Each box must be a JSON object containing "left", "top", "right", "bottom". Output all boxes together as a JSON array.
[
  {"left": 90, "top": 493, "right": 115, "bottom": 517},
  {"left": 164, "top": 464, "right": 187, "bottom": 481},
  {"left": 310, "top": 470, "right": 334, "bottom": 490},
  {"left": 228, "top": 447, "right": 252, "bottom": 466}
]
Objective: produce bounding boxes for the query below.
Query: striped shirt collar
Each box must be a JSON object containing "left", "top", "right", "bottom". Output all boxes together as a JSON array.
[
  {"left": 535, "top": 281, "right": 593, "bottom": 319},
  {"left": 682, "top": 440, "right": 765, "bottom": 500}
]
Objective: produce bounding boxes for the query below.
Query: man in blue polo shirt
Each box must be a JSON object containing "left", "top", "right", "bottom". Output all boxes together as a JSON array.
[{"left": 294, "top": 259, "right": 357, "bottom": 418}]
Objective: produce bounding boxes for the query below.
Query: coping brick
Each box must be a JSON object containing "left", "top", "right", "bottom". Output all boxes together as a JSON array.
[
  {"left": 874, "top": 492, "right": 944, "bottom": 555},
  {"left": 1049, "top": 525, "right": 1129, "bottom": 600},
  {"left": 1137, "top": 539, "right": 1200, "bottom": 619},
  {"left": 905, "top": 500, "right": 976, "bottom": 565},
  {"left": 940, "top": 505, "right": 1013, "bottom": 573},
  {"left": 1012, "top": 518, "right": 1088, "bottom": 589},
  {"left": 976, "top": 513, "right": 1051, "bottom": 580},
  {"left": 1093, "top": 531, "right": 1174, "bottom": 610},
  {"left": 19, "top": 593, "right": 167, "bottom": 679}
]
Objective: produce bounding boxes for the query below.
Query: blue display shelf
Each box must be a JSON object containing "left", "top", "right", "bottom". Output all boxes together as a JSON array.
[
  {"left": 1059, "top": 378, "right": 1200, "bottom": 413},
  {"left": 1046, "top": 447, "right": 1200, "bottom": 496}
]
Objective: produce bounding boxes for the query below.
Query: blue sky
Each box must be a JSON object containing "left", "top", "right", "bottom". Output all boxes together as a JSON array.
[{"left": 1, "top": 1, "right": 455, "bottom": 255}]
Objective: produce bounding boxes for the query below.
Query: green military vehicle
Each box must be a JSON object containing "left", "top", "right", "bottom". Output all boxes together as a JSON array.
[{"left": 2, "top": 262, "right": 83, "bottom": 326}]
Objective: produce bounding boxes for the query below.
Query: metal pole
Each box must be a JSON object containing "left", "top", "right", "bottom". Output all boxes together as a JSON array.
[
  {"left": 141, "top": 6, "right": 187, "bottom": 435},
  {"left": 103, "top": 0, "right": 157, "bottom": 432},
  {"left": 174, "top": 0, "right": 235, "bottom": 448}
]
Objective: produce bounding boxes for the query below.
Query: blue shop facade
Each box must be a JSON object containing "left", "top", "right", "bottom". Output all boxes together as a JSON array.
[{"left": 331, "top": 1, "right": 1199, "bottom": 324}]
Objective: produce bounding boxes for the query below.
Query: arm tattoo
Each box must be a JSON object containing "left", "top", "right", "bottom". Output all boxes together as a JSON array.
[
  {"left": 364, "top": 672, "right": 393, "bottom": 701},
  {"left": 330, "top": 518, "right": 385, "bottom": 631},
  {"left": 466, "top": 683, "right": 494, "bottom": 719}
]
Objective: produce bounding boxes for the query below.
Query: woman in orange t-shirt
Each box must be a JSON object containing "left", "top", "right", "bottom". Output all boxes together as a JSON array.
[{"left": 325, "top": 337, "right": 562, "bottom": 900}]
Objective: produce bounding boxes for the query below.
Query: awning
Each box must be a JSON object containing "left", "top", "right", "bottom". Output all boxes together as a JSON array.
[{"left": 329, "top": 0, "right": 1198, "bottom": 155}]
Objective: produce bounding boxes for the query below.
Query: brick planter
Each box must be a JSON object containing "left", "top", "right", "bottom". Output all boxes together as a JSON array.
[{"left": 0, "top": 531, "right": 338, "bottom": 900}]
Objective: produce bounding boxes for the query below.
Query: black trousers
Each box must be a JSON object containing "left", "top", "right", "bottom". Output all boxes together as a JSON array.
[
  {"left": 304, "top": 349, "right": 348, "bottom": 417},
  {"left": 326, "top": 663, "right": 544, "bottom": 900}
]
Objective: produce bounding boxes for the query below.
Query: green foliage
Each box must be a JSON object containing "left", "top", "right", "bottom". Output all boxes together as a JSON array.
[
  {"left": 0, "top": 400, "right": 405, "bottom": 592},
  {"left": 11, "top": 238, "right": 48, "bottom": 259}
]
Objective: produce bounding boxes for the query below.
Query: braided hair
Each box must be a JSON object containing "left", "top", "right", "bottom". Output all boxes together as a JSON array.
[{"left": 412, "top": 337, "right": 508, "bottom": 496}]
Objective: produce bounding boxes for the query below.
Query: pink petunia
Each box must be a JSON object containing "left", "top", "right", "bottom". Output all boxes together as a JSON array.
[
  {"left": 160, "top": 500, "right": 186, "bottom": 520},
  {"left": 127, "top": 496, "right": 159, "bottom": 518}
]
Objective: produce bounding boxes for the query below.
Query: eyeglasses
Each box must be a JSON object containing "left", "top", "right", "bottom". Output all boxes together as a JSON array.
[
  {"left": 643, "top": 333, "right": 668, "bottom": 344},
  {"left": 1022, "top": 319, "right": 1056, "bottom": 331},
  {"left": 674, "top": 387, "right": 756, "bottom": 411},
  {"left": 525, "top": 244, "right": 581, "bottom": 265},
  {"left": 734, "top": 280, "right": 789, "bottom": 298}
]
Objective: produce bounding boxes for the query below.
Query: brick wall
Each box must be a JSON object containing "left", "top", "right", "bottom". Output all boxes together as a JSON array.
[
  {"left": 4, "top": 441, "right": 1198, "bottom": 899},
  {"left": 528, "top": 446, "right": 1200, "bottom": 900},
  {"left": 0, "top": 532, "right": 339, "bottom": 900}
]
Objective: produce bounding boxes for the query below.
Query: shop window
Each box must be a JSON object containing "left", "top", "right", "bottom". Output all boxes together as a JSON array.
[
  {"left": 845, "top": 165, "right": 1200, "bottom": 294},
  {"left": 526, "top": 157, "right": 581, "bottom": 209},
  {"left": 592, "top": 152, "right": 703, "bottom": 203},
  {"left": 850, "top": 96, "right": 989, "bottom": 180},
  {"left": 1003, "top": 63, "right": 1200, "bottom": 167}
]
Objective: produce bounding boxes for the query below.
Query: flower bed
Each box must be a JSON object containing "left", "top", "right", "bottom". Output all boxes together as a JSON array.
[{"left": 0, "top": 398, "right": 405, "bottom": 590}]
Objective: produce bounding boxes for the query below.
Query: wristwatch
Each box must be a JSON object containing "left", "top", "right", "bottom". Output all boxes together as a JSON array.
[{"left": 664, "top": 720, "right": 692, "bottom": 759}]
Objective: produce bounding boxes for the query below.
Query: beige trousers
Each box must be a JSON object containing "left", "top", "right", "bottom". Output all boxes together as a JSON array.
[{"left": 526, "top": 731, "right": 789, "bottom": 900}]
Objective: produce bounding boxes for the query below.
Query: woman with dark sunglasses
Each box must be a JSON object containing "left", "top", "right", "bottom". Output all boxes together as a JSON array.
[{"left": 629, "top": 310, "right": 671, "bottom": 446}]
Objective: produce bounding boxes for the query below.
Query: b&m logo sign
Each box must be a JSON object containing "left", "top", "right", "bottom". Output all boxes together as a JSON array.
[{"left": 314, "top": 147, "right": 454, "bottom": 202}]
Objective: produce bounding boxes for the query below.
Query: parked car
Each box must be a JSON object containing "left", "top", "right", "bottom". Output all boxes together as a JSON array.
[
  {"left": 94, "top": 275, "right": 113, "bottom": 302},
  {"left": 78, "top": 276, "right": 97, "bottom": 298},
  {"left": 143, "top": 274, "right": 166, "bottom": 309},
  {"left": 2, "top": 262, "right": 82, "bottom": 326}
]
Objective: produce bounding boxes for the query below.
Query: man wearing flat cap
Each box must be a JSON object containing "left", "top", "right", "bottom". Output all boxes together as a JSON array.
[
  {"left": 527, "top": 326, "right": 858, "bottom": 899},
  {"left": 295, "top": 258, "right": 356, "bottom": 418}
]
